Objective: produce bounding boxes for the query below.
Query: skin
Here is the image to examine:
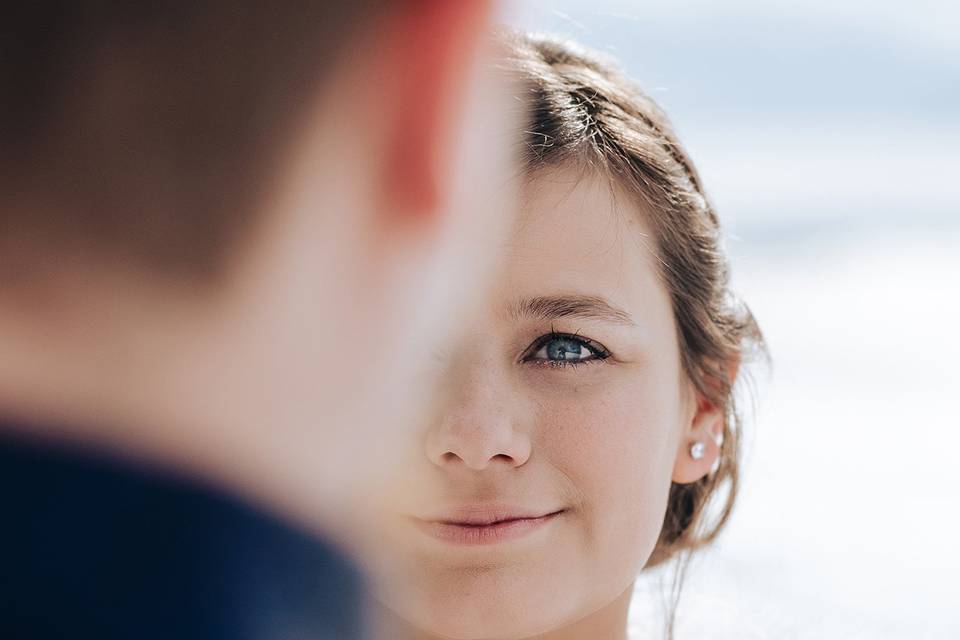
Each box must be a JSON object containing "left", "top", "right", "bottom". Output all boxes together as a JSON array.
[{"left": 364, "top": 168, "right": 724, "bottom": 640}]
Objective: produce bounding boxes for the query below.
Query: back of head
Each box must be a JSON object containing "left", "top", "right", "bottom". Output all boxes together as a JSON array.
[
  {"left": 0, "top": 1, "right": 515, "bottom": 539},
  {"left": 1, "top": 1, "right": 382, "bottom": 279}
]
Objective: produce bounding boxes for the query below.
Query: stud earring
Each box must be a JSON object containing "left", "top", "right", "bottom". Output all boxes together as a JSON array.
[{"left": 689, "top": 441, "right": 706, "bottom": 461}]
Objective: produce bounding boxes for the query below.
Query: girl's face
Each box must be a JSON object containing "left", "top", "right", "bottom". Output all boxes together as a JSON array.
[{"left": 366, "top": 169, "right": 721, "bottom": 639}]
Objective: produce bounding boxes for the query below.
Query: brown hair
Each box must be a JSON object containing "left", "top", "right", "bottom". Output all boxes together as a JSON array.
[
  {"left": 504, "top": 29, "right": 765, "bottom": 590},
  {"left": 0, "top": 2, "right": 383, "bottom": 279}
]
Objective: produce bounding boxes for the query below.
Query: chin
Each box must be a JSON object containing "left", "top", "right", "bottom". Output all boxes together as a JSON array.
[{"left": 381, "top": 570, "right": 579, "bottom": 640}]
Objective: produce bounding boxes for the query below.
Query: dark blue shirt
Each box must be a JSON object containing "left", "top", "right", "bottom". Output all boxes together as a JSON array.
[{"left": 0, "top": 424, "right": 366, "bottom": 639}]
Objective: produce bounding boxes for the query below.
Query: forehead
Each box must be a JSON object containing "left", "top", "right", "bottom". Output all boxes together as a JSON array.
[{"left": 500, "top": 167, "right": 670, "bottom": 324}]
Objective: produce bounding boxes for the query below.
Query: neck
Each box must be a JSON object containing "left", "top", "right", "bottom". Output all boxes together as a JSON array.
[
  {"left": 0, "top": 268, "right": 220, "bottom": 445},
  {"left": 0, "top": 267, "right": 306, "bottom": 528},
  {"left": 375, "top": 584, "right": 634, "bottom": 640}
]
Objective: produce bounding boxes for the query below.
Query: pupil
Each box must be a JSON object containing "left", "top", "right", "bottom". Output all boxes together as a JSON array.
[{"left": 547, "top": 338, "right": 582, "bottom": 360}]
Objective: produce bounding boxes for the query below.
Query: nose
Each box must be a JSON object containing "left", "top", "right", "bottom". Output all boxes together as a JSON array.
[{"left": 426, "top": 386, "right": 531, "bottom": 471}]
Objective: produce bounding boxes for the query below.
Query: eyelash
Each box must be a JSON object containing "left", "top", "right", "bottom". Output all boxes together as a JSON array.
[{"left": 519, "top": 330, "right": 611, "bottom": 370}]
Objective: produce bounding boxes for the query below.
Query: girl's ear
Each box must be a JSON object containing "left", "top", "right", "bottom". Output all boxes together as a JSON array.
[{"left": 671, "top": 360, "right": 738, "bottom": 484}]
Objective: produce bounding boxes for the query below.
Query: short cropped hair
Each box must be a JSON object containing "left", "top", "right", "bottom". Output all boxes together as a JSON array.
[{"left": 1, "top": 2, "right": 382, "bottom": 279}]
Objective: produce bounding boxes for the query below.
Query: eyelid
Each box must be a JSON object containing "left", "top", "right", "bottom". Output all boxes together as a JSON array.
[{"left": 519, "top": 331, "right": 611, "bottom": 363}]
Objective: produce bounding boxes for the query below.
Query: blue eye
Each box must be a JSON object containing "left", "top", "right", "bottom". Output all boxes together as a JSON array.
[{"left": 523, "top": 332, "right": 609, "bottom": 365}]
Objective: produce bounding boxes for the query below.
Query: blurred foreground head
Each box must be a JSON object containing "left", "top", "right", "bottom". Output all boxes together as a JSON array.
[{"left": 0, "top": 1, "right": 515, "bottom": 532}]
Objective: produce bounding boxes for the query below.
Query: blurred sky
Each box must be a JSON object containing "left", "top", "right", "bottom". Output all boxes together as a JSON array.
[{"left": 504, "top": 2, "right": 959, "bottom": 638}]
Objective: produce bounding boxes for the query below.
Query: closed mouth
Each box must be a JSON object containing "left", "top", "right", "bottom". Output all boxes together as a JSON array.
[{"left": 415, "top": 508, "right": 565, "bottom": 546}]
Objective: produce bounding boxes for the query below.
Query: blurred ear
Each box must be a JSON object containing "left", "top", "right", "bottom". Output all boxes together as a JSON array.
[
  {"left": 376, "top": 0, "right": 495, "bottom": 218},
  {"left": 671, "top": 361, "right": 739, "bottom": 484}
]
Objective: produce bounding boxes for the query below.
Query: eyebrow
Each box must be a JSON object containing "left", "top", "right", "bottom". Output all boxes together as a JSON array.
[{"left": 509, "top": 295, "right": 635, "bottom": 327}]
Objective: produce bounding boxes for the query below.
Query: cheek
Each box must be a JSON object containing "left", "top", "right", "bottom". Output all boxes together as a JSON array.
[{"left": 534, "top": 370, "right": 683, "bottom": 568}]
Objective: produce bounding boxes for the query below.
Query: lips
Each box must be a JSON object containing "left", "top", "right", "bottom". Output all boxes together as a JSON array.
[{"left": 414, "top": 505, "right": 565, "bottom": 546}]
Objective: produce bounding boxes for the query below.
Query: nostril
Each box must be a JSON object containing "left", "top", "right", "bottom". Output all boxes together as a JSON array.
[{"left": 425, "top": 421, "right": 531, "bottom": 469}]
